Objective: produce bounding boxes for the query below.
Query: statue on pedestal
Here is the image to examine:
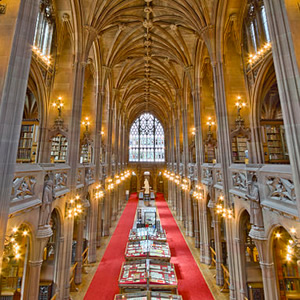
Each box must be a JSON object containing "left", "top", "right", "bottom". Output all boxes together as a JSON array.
[
  {"left": 143, "top": 178, "right": 150, "bottom": 194},
  {"left": 246, "top": 175, "right": 264, "bottom": 230},
  {"left": 39, "top": 179, "right": 54, "bottom": 227}
]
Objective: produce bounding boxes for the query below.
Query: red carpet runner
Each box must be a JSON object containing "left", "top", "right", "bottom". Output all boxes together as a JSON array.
[
  {"left": 156, "top": 193, "right": 214, "bottom": 300},
  {"left": 85, "top": 192, "right": 214, "bottom": 300},
  {"left": 85, "top": 193, "right": 138, "bottom": 300}
]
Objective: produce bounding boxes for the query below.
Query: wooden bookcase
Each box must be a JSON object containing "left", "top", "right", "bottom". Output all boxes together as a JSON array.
[
  {"left": 205, "top": 143, "right": 216, "bottom": 163},
  {"left": 80, "top": 143, "right": 93, "bottom": 164},
  {"left": 17, "top": 122, "right": 39, "bottom": 163},
  {"left": 50, "top": 134, "right": 68, "bottom": 163},
  {"left": 232, "top": 135, "right": 248, "bottom": 163},
  {"left": 261, "top": 122, "right": 289, "bottom": 164}
]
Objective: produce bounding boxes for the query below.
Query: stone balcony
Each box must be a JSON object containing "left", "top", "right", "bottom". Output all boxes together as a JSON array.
[{"left": 10, "top": 163, "right": 96, "bottom": 216}]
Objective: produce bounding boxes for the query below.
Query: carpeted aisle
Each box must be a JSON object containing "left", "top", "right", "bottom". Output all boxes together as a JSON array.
[
  {"left": 84, "top": 193, "right": 138, "bottom": 300},
  {"left": 156, "top": 192, "right": 214, "bottom": 300}
]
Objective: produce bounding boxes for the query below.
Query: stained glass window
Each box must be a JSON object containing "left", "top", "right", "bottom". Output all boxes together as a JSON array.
[{"left": 129, "top": 113, "right": 165, "bottom": 162}]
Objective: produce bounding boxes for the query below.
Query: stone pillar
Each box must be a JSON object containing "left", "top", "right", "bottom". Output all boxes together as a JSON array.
[
  {"left": 202, "top": 205, "right": 212, "bottom": 265},
  {"left": 174, "top": 106, "right": 182, "bottom": 220},
  {"left": 254, "top": 239, "right": 279, "bottom": 300},
  {"left": 259, "top": 262, "right": 278, "bottom": 300},
  {"left": 234, "top": 238, "right": 247, "bottom": 300},
  {"left": 94, "top": 91, "right": 104, "bottom": 181},
  {"left": 62, "top": 56, "right": 87, "bottom": 298},
  {"left": 193, "top": 200, "right": 200, "bottom": 248},
  {"left": 88, "top": 193, "right": 97, "bottom": 263},
  {"left": 24, "top": 233, "right": 51, "bottom": 299},
  {"left": 104, "top": 87, "right": 114, "bottom": 235},
  {"left": 213, "top": 215, "right": 224, "bottom": 286},
  {"left": 263, "top": 0, "right": 300, "bottom": 215},
  {"left": 74, "top": 215, "right": 85, "bottom": 284},
  {"left": 24, "top": 260, "right": 43, "bottom": 299},
  {"left": 192, "top": 88, "right": 204, "bottom": 178},
  {"left": 96, "top": 199, "right": 103, "bottom": 247},
  {"left": 212, "top": 59, "right": 237, "bottom": 299},
  {"left": 0, "top": 0, "right": 39, "bottom": 272}
]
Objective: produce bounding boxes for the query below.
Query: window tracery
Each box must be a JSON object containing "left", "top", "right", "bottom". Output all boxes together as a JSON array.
[
  {"left": 33, "top": 0, "right": 55, "bottom": 56},
  {"left": 129, "top": 113, "right": 165, "bottom": 162},
  {"left": 244, "top": 0, "right": 270, "bottom": 54}
]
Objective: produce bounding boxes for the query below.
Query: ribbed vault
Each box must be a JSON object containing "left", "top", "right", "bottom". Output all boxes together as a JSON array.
[{"left": 84, "top": 0, "right": 211, "bottom": 127}]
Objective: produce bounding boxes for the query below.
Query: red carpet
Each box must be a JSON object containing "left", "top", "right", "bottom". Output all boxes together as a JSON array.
[
  {"left": 85, "top": 193, "right": 138, "bottom": 300},
  {"left": 156, "top": 193, "right": 214, "bottom": 300}
]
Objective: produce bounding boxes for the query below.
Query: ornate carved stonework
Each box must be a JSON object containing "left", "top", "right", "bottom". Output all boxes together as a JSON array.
[
  {"left": 216, "top": 170, "right": 223, "bottom": 185},
  {"left": 266, "top": 177, "right": 296, "bottom": 203},
  {"left": 11, "top": 176, "right": 36, "bottom": 201},
  {"left": 54, "top": 172, "right": 67, "bottom": 190},
  {"left": 232, "top": 172, "right": 247, "bottom": 190}
]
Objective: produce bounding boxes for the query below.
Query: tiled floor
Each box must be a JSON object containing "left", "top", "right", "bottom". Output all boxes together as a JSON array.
[{"left": 70, "top": 199, "right": 229, "bottom": 300}]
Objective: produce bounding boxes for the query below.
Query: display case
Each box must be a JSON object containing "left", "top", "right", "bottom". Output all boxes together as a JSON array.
[
  {"left": 135, "top": 208, "right": 157, "bottom": 228},
  {"left": 125, "top": 241, "right": 171, "bottom": 261},
  {"left": 128, "top": 228, "right": 167, "bottom": 243},
  {"left": 17, "top": 123, "right": 39, "bottom": 163},
  {"left": 118, "top": 260, "right": 178, "bottom": 294},
  {"left": 50, "top": 134, "right": 68, "bottom": 163},
  {"left": 114, "top": 291, "right": 182, "bottom": 300}
]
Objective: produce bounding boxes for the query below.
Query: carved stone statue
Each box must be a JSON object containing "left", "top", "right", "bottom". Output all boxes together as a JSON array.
[
  {"left": 143, "top": 178, "right": 150, "bottom": 194},
  {"left": 246, "top": 175, "right": 264, "bottom": 229},
  {"left": 40, "top": 179, "right": 54, "bottom": 227}
]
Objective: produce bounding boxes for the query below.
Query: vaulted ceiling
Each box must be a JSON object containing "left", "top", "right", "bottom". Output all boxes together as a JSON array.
[{"left": 75, "top": 0, "right": 216, "bottom": 126}]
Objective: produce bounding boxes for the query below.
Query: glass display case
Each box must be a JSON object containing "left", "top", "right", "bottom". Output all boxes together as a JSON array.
[
  {"left": 114, "top": 291, "right": 182, "bottom": 300},
  {"left": 125, "top": 241, "right": 171, "bottom": 261}
]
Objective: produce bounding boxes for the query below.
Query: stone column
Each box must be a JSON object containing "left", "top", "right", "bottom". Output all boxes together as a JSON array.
[
  {"left": 24, "top": 233, "right": 51, "bottom": 299},
  {"left": 88, "top": 193, "right": 97, "bottom": 263},
  {"left": 182, "top": 107, "right": 193, "bottom": 236},
  {"left": 259, "top": 262, "right": 278, "bottom": 300},
  {"left": 213, "top": 215, "right": 224, "bottom": 286},
  {"left": 234, "top": 238, "right": 247, "bottom": 300},
  {"left": 96, "top": 199, "right": 103, "bottom": 247},
  {"left": 62, "top": 57, "right": 87, "bottom": 298},
  {"left": 212, "top": 59, "right": 237, "bottom": 299},
  {"left": 174, "top": 105, "right": 182, "bottom": 219},
  {"left": 94, "top": 91, "right": 104, "bottom": 181},
  {"left": 193, "top": 200, "right": 200, "bottom": 248},
  {"left": 74, "top": 215, "right": 85, "bottom": 284},
  {"left": 263, "top": 0, "right": 300, "bottom": 214},
  {"left": 0, "top": 0, "right": 39, "bottom": 272},
  {"left": 24, "top": 260, "right": 43, "bottom": 299},
  {"left": 103, "top": 85, "right": 114, "bottom": 235},
  {"left": 254, "top": 239, "right": 279, "bottom": 300},
  {"left": 202, "top": 205, "right": 212, "bottom": 264},
  {"left": 192, "top": 88, "right": 204, "bottom": 178}
]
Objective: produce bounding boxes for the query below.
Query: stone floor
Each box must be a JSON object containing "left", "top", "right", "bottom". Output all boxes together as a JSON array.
[{"left": 70, "top": 198, "right": 229, "bottom": 300}]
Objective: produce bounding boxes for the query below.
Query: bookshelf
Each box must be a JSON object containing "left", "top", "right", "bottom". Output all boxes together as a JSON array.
[
  {"left": 17, "top": 123, "right": 39, "bottom": 163},
  {"left": 205, "top": 143, "right": 216, "bottom": 163},
  {"left": 80, "top": 143, "right": 93, "bottom": 164},
  {"left": 261, "top": 123, "right": 289, "bottom": 164},
  {"left": 50, "top": 134, "right": 68, "bottom": 163},
  {"left": 232, "top": 136, "right": 248, "bottom": 163}
]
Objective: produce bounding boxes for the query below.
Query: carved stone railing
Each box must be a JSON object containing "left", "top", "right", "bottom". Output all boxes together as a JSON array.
[
  {"left": 188, "top": 163, "right": 196, "bottom": 180},
  {"left": 201, "top": 164, "right": 213, "bottom": 186},
  {"left": 229, "top": 164, "right": 298, "bottom": 217},
  {"left": 10, "top": 163, "right": 71, "bottom": 215},
  {"left": 201, "top": 163, "right": 223, "bottom": 191}
]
